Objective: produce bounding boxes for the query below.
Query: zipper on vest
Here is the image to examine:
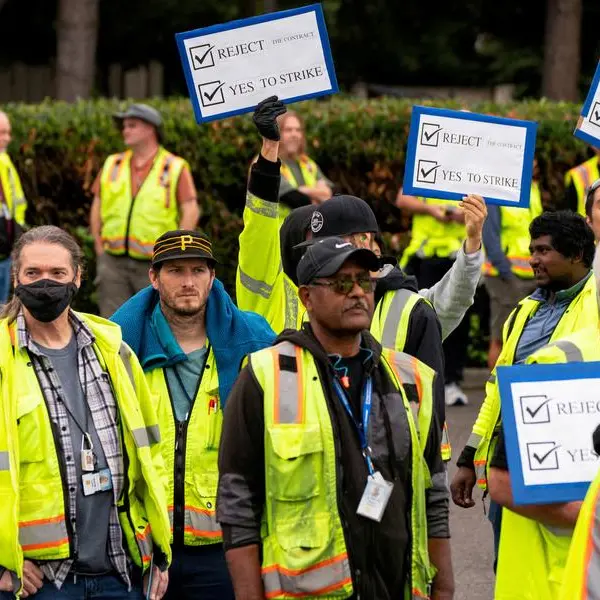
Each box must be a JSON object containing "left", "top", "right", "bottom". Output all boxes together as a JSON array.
[{"left": 173, "top": 420, "right": 187, "bottom": 547}]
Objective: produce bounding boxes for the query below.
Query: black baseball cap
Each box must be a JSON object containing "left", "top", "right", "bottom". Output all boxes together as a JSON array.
[
  {"left": 309, "top": 195, "right": 380, "bottom": 239},
  {"left": 297, "top": 236, "right": 380, "bottom": 285},
  {"left": 151, "top": 230, "right": 216, "bottom": 266}
]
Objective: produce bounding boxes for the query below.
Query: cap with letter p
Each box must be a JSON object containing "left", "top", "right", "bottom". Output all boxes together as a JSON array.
[
  {"left": 297, "top": 236, "right": 380, "bottom": 285},
  {"left": 151, "top": 230, "right": 216, "bottom": 267}
]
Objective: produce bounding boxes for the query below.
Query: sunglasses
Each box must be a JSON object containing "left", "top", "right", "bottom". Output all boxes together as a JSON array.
[{"left": 309, "top": 274, "right": 376, "bottom": 295}]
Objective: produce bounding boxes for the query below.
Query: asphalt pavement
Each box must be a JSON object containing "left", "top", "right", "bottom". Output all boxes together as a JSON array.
[{"left": 447, "top": 373, "right": 495, "bottom": 600}]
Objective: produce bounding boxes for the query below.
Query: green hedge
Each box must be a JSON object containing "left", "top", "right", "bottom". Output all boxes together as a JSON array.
[{"left": 3, "top": 96, "right": 594, "bottom": 320}]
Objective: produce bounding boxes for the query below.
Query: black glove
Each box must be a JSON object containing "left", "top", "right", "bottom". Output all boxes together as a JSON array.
[{"left": 253, "top": 96, "right": 287, "bottom": 141}]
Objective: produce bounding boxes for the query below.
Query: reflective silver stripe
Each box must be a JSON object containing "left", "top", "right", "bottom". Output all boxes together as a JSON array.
[
  {"left": 119, "top": 343, "right": 135, "bottom": 387},
  {"left": 467, "top": 432, "right": 482, "bottom": 449},
  {"left": 262, "top": 555, "right": 351, "bottom": 597},
  {"left": 585, "top": 485, "right": 600, "bottom": 598},
  {"left": 283, "top": 276, "right": 300, "bottom": 329},
  {"left": 110, "top": 154, "right": 124, "bottom": 181},
  {"left": 132, "top": 428, "right": 150, "bottom": 448},
  {"left": 19, "top": 518, "right": 69, "bottom": 550},
  {"left": 136, "top": 526, "right": 153, "bottom": 561},
  {"left": 184, "top": 507, "right": 221, "bottom": 537},
  {"left": 146, "top": 425, "right": 161, "bottom": 445},
  {"left": 475, "top": 462, "right": 487, "bottom": 484},
  {"left": 275, "top": 342, "right": 300, "bottom": 424},
  {"left": 239, "top": 267, "right": 275, "bottom": 299},
  {"left": 381, "top": 289, "right": 413, "bottom": 348},
  {"left": 246, "top": 193, "right": 279, "bottom": 218},
  {"left": 488, "top": 374, "right": 496, "bottom": 384},
  {"left": 385, "top": 351, "right": 418, "bottom": 386},
  {"left": 0, "top": 451, "right": 9, "bottom": 471},
  {"left": 551, "top": 340, "right": 584, "bottom": 362}
]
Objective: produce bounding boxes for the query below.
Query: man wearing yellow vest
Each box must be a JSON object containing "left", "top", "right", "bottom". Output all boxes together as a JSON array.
[
  {"left": 583, "top": 178, "right": 600, "bottom": 241},
  {"left": 396, "top": 192, "right": 473, "bottom": 406},
  {"left": 90, "top": 104, "right": 200, "bottom": 318},
  {"left": 218, "top": 237, "right": 453, "bottom": 599},
  {"left": 0, "top": 111, "right": 27, "bottom": 304},
  {"left": 451, "top": 211, "right": 597, "bottom": 571},
  {"left": 482, "top": 166, "right": 545, "bottom": 369},
  {"left": 110, "top": 230, "right": 275, "bottom": 599},
  {"left": 0, "top": 225, "right": 171, "bottom": 599},
  {"left": 276, "top": 109, "right": 332, "bottom": 220},
  {"left": 564, "top": 147, "right": 600, "bottom": 216}
]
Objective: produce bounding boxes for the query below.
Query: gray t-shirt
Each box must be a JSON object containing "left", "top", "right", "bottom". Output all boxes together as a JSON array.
[
  {"left": 36, "top": 335, "right": 112, "bottom": 574},
  {"left": 166, "top": 346, "right": 208, "bottom": 422}
]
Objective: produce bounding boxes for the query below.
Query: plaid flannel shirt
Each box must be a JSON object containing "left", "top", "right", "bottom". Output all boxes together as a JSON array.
[{"left": 17, "top": 311, "right": 131, "bottom": 589}]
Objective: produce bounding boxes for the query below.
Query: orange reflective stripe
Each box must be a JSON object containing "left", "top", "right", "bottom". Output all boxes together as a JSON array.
[
  {"left": 19, "top": 514, "right": 69, "bottom": 552},
  {"left": 136, "top": 524, "right": 152, "bottom": 565},
  {"left": 581, "top": 480, "right": 600, "bottom": 597}
]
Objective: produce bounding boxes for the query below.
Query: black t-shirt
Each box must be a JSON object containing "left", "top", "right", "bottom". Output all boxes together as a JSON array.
[{"left": 329, "top": 350, "right": 368, "bottom": 421}]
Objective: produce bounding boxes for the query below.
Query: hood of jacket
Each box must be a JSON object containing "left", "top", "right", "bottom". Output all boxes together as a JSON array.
[{"left": 374, "top": 263, "right": 419, "bottom": 305}]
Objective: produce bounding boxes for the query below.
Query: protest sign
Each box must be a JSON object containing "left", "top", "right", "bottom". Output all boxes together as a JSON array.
[
  {"left": 403, "top": 106, "right": 537, "bottom": 207},
  {"left": 176, "top": 4, "right": 338, "bottom": 124},
  {"left": 498, "top": 361, "right": 600, "bottom": 505},
  {"left": 574, "top": 59, "right": 600, "bottom": 148}
]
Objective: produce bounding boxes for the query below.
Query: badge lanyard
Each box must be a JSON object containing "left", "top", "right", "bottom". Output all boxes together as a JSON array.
[{"left": 333, "top": 376, "right": 375, "bottom": 475}]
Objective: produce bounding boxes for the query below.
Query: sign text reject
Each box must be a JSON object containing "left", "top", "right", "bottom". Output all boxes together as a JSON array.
[
  {"left": 176, "top": 4, "right": 338, "bottom": 123},
  {"left": 403, "top": 106, "right": 537, "bottom": 207}
]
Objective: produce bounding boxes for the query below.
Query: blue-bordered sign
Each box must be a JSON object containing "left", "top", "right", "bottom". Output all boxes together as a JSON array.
[
  {"left": 574, "top": 60, "right": 600, "bottom": 147},
  {"left": 175, "top": 4, "right": 338, "bottom": 124},
  {"left": 403, "top": 106, "right": 537, "bottom": 207},
  {"left": 497, "top": 361, "right": 600, "bottom": 506}
]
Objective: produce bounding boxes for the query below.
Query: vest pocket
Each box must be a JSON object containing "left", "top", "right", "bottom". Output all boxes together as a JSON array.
[
  {"left": 17, "top": 398, "right": 45, "bottom": 464},
  {"left": 267, "top": 425, "right": 323, "bottom": 501}
]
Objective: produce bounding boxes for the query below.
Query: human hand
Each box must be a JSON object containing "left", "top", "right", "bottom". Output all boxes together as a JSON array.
[
  {"left": 428, "top": 205, "right": 449, "bottom": 222},
  {"left": 143, "top": 566, "right": 169, "bottom": 600},
  {"left": 94, "top": 238, "right": 105, "bottom": 256},
  {"left": 252, "top": 96, "right": 287, "bottom": 141},
  {"left": 450, "top": 466, "right": 477, "bottom": 508},
  {"left": 0, "top": 570, "right": 13, "bottom": 592},
  {"left": 460, "top": 194, "right": 487, "bottom": 253},
  {"left": 20, "top": 560, "right": 44, "bottom": 598}
]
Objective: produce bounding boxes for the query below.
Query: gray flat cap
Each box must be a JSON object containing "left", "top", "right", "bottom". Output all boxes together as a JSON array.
[{"left": 113, "top": 103, "right": 162, "bottom": 128}]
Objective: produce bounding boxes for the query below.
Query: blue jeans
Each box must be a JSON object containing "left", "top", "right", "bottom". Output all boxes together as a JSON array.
[
  {"left": 164, "top": 544, "right": 234, "bottom": 600},
  {"left": 0, "top": 258, "right": 11, "bottom": 305},
  {"left": 1, "top": 573, "right": 143, "bottom": 600}
]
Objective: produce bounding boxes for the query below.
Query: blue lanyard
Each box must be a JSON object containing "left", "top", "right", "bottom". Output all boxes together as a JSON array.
[{"left": 333, "top": 377, "right": 375, "bottom": 475}]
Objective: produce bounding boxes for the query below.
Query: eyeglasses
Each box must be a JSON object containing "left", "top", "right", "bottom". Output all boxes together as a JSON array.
[{"left": 309, "top": 274, "right": 376, "bottom": 295}]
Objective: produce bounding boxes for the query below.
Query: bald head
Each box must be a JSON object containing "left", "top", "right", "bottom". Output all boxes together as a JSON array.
[{"left": 0, "top": 111, "right": 11, "bottom": 153}]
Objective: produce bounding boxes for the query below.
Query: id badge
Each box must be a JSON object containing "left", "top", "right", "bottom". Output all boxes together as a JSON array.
[
  {"left": 97, "top": 468, "right": 113, "bottom": 492},
  {"left": 82, "top": 472, "right": 100, "bottom": 496},
  {"left": 356, "top": 471, "right": 394, "bottom": 522},
  {"left": 81, "top": 449, "right": 95, "bottom": 472}
]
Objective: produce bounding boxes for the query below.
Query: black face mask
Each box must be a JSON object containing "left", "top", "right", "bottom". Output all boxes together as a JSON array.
[{"left": 15, "top": 279, "right": 79, "bottom": 323}]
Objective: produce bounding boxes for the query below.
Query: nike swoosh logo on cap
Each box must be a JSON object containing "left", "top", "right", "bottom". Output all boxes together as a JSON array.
[{"left": 335, "top": 243, "right": 352, "bottom": 249}]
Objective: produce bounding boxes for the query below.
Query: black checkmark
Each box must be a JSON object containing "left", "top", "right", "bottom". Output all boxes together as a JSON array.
[
  {"left": 420, "top": 164, "right": 440, "bottom": 179},
  {"left": 202, "top": 82, "right": 225, "bottom": 102},
  {"left": 594, "top": 110, "right": 600, "bottom": 122},
  {"left": 423, "top": 126, "right": 442, "bottom": 142},
  {"left": 525, "top": 397, "right": 551, "bottom": 419},
  {"left": 194, "top": 45, "right": 214, "bottom": 67},
  {"left": 532, "top": 445, "right": 560, "bottom": 464}
]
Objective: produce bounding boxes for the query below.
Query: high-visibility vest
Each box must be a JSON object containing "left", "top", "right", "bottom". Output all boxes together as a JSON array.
[
  {"left": 495, "top": 326, "right": 600, "bottom": 600},
  {"left": 400, "top": 198, "right": 465, "bottom": 267},
  {"left": 250, "top": 341, "right": 436, "bottom": 599},
  {"left": 470, "top": 274, "right": 598, "bottom": 490},
  {"left": 278, "top": 155, "right": 320, "bottom": 222},
  {"left": 0, "top": 152, "right": 27, "bottom": 225},
  {"left": 482, "top": 181, "right": 544, "bottom": 278},
  {"left": 0, "top": 313, "right": 172, "bottom": 582},
  {"left": 564, "top": 155, "right": 600, "bottom": 217},
  {"left": 99, "top": 147, "right": 187, "bottom": 259},
  {"left": 145, "top": 348, "right": 222, "bottom": 546}
]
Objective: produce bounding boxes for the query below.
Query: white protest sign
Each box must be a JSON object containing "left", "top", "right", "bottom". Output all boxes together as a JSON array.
[
  {"left": 498, "top": 362, "right": 600, "bottom": 505},
  {"left": 403, "top": 106, "right": 537, "bottom": 207},
  {"left": 574, "top": 59, "right": 600, "bottom": 147},
  {"left": 176, "top": 4, "right": 338, "bottom": 123}
]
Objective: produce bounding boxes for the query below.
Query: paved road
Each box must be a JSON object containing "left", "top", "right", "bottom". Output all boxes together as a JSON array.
[{"left": 447, "top": 382, "right": 495, "bottom": 600}]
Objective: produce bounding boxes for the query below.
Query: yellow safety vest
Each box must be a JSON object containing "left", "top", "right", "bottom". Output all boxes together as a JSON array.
[
  {"left": 0, "top": 152, "right": 27, "bottom": 225},
  {"left": 250, "top": 341, "right": 436, "bottom": 599},
  {"left": 564, "top": 155, "right": 600, "bottom": 217},
  {"left": 482, "top": 181, "right": 544, "bottom": 278},
  {"left": 470, "top": 274, "right": 598, "bottom": 490},
  {"left": 400, "top": 198, "right": 465, "bottom": 267},
  {"left": 495, "top": 327, "right": 600, "bottom": 600},
  {"left": 278, "top": 155, "right": 320, "bottom": 222},
  {"left": 99, "top": 147, "right": 187, "bottom": 259},
  {"left": 145, "top": 348, "right": 223, "bottom": 546},
  {"left": 0, "top": 313, "right": 172, "bottom": 583}
]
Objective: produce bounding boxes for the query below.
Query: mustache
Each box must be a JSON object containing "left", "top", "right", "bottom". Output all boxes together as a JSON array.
[{"left": 344, "top": 301, "right": 369, "bottom": 313}]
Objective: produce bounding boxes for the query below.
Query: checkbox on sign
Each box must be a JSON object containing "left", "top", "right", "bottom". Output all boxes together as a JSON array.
[
  {"left": 416, "top": 160, "right": 440, "bottom": 185},
  {"left": 420, "top": 122, "right": 442, "bottom": 147},
  {"left": 190, "top": 44, "right": 216, "bottom": 70},
  {"left": 198, "top": 81, "right": 226, "bottom": 107},
  {"left": 589, "top": 101, "right": 600, "bottom": 129},
  {"left": 520, "top": 395, "right": 551, "bottom": 425},
  {"left": 527, "top": 442, "right": 560, "bottom": 471}
]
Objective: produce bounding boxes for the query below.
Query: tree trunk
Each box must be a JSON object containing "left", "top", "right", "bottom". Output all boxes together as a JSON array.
[
  {"left": 56, "top": 0, "right": 100, "bottom": 101},
  {"left": 541, "top": 0, "right": 582, "bottom": 101}
]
